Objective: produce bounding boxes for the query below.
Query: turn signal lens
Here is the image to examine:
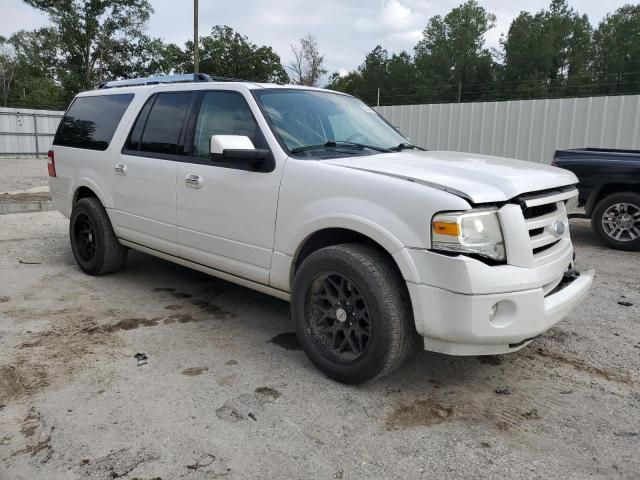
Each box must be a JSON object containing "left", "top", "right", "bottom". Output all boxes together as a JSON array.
[{"left": 432, "top": 222, "right": 460, "bottom": 236}]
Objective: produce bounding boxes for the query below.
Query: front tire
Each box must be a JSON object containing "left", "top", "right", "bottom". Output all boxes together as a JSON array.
[
  {"left": 591, "top": 192, "right": 640, "bottom": 251},
  {"left": 291, "top": 243, "right": 417, "bottom": 384},
  {"left": 70, "top": 197, "right": 127, "bottom": 275}
]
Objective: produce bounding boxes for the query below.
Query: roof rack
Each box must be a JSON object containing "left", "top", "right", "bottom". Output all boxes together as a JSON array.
[{"left": 97, "top": 73, "right": 213, "bottom": 89}]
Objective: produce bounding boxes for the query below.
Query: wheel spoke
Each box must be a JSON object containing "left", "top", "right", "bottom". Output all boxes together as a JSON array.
[
  {"left": 337, "top": 334, "right": 350, "bottom": 353},
  {"left": 307, "top": 272, "right": 372, "bottom": 361},
  {"left": 347, "top": 330, "right": 360, "bottom": 353}
]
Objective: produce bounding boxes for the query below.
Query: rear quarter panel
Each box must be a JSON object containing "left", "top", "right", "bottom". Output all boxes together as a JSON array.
[{"left": 49, "top": 90, "right": 148, "bottom": 220}]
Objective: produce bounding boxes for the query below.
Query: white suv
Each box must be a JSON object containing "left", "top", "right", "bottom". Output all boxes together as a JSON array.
[{"left": 48, "top": 73, "right": 594, "bottom": 384}]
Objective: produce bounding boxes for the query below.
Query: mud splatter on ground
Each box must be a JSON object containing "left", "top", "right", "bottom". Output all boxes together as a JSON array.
[
  {"left": 181, "top": 367, "right": 209, "bottom": 376},
  {"left": 385, "top": 399, "right": 454, "bottom": 430},
  {"left": 533, "top": 347, "right": 633, "bottom": 385},
  {"left": 10, "top": 408, "right": 53, "bottom": 464},
  {"left": 103, "top": 318, "right": 161, "bottom": 332},
  {"left": 255, "top": 387, "right": 281, "bottom": 399},
  {"left": 79, "top": 447, "right": 159, "bottom": 479},
  {"left": 216, "top": 390, "right": 280, "bottom": 423}
]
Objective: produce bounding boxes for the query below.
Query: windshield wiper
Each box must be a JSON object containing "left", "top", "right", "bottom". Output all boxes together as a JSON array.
[
  {"left": 291, "top": 141, "right": 392, "bottom": 154},
  {"left": 389, "top": 142, "right": 420, "bottom": 152}
]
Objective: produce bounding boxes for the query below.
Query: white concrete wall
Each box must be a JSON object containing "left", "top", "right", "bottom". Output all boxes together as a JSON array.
[{"left": 376, "top": 95, "right": 640, "bottom": 163}]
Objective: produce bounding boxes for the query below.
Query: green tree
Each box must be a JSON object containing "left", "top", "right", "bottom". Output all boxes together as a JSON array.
[
  {"left": 592, "top": 4, "right": 640, "bottom": 95},
  {"left": 325, "top": 70, "right": 363, "bottom": 97},
  {"left": 179, "top": 26, "right": 289, "bottom": 83},
  {"left": 0, "top": 36, "right": 16, "bottom": 106},
  {"left": 2, "top": 29, "right": 65, "bottom": 108},
  {"left": 501, "top": 0, "right": 592, "bottom": 99},
  {"left": 385, "top": 51, "right": 418, "bottom": 104},
  {"left": 414, "top": 0, "right": 497, "bottom": 103},
  {"left": 24, "top": 0, "right": 156, "bottom": 97}
]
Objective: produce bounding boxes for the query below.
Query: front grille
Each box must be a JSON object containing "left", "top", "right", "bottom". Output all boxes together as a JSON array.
[
  {"left": 522, "top": 203, "right": 557, "bottom": 219},
  {"left": 532, "top": 239, "right": 560, "bottom": 255},
  {"left": 518, "top": 189, "right": 575, "bottom": 266}
]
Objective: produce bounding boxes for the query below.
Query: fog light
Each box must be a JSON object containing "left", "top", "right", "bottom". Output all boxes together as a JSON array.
[
  {"left": 488, "top": 300, "right": 516, "bottom": 328},
  {"left": 489, "top": 303, "right": 498, "bottom": 321}
]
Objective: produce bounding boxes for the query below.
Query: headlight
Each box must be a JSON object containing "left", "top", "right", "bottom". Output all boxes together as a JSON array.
[{"left": 431, "top": 209, "right": 506, "bottom": 261}]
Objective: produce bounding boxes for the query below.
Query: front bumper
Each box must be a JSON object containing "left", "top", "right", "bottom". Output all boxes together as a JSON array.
[{"left": 406, "top": 267, "right": 594, "bottom": 356}]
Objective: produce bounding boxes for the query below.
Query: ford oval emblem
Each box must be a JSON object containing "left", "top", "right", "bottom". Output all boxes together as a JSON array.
[{"left": 553, "top": 220, "right": 565, "bottom": 236}]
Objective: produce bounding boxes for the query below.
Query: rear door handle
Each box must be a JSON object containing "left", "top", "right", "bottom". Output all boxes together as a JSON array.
[
  {"left": 185, "top": 173, "right": 203, "bottom": 189},
  {"left": 114, "top": 163, "right": 127, "bottom": 175}
]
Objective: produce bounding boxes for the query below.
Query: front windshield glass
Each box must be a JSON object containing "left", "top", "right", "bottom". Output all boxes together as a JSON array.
[{"left": 253, "top": 89, "right": 409, "bottom": 154}]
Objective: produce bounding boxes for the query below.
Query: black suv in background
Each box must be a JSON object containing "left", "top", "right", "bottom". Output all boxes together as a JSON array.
[{"left": 553, "top": 148, "right": 640, "bottom": 250}]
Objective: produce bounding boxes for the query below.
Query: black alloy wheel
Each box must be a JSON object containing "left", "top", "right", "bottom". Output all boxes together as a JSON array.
[
  {"left": 306, "top": 272, "right": 372, "bottom": 362},
  {"left": 73, "top": 212, "right": 97, "bottom": 263}
]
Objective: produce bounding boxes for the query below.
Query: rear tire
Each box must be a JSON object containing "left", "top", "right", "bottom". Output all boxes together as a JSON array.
[
  {"left": 70, "top": 197, "right": 127, "bottom": 275},
  {"left": 591, "top": 192, "right": 640, "bottom": 251},
  {"left": 291, "top": 243, "right": 418, "bottom": 384}
]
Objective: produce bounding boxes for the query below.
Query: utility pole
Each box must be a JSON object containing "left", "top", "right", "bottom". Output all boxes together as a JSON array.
[
  {"left": 193, "top": 0, "right": 199, "bottom": 73},
  {"left": 377, "top": 88, "right": 380, "bottom": 107}
]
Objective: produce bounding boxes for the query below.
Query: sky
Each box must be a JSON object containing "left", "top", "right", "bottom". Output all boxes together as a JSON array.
[{"left": 0, "top": 0, "right": 632, "bottom": 76}]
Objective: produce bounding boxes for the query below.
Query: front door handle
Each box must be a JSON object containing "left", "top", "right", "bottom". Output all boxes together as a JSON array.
[
  {"left": 185, "top": 173, "right": 203, "bottom": 189},
  {"left": 114, "top": 163, "right": 127, "bottom": 175}
]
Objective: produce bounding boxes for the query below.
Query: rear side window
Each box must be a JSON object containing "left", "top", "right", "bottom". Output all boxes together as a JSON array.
[
  {"left": 54, "top": 94, "right": 133, "bottom": 150},
  {"left": 138, "top": 92, "right": 193, "bottom": 155}
]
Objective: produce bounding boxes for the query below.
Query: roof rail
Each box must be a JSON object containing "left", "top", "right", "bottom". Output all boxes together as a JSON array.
[{"left": 97, "top": 73, "right": 213, "bottom": 89}]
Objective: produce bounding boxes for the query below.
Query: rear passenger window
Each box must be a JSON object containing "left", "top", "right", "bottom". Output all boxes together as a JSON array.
[
  {"left": 54, "top": 94, "right": 133, "bottom": 150},
  {"left": 139, "top": 92, "right": 192, "bottom": 155}
]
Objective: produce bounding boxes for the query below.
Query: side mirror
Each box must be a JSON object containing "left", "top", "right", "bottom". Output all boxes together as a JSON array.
[{"left": 210, "top": 135, "right": 269, "bottom": 165}]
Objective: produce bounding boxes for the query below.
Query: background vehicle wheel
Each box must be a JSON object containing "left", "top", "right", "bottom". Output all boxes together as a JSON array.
[
  {"left": 591, "top": 192, "right": 640, "bottom": 251},
  {"left": 70, "top": 197, "right": 127, "bottom": 275},
  {"left": 291, "top": 243, "right": 418, "bottom": 384}
]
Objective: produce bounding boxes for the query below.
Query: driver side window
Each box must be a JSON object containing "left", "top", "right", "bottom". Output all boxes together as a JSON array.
[{"left": 193, "top": 91, "right": 258, "bottom": 157}]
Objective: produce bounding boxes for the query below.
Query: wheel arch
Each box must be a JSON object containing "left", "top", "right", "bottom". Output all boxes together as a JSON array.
[
  {"left": 73, "top": 185, "right": 99, "bottom": 205},
  {"left": 586, "top": 183, "right": 640, "bottom": 216},
  {"left": 289, "top": 222, "right": 420, "bottom": 290}
]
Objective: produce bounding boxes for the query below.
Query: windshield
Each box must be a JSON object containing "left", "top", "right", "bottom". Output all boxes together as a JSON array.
[{"left": 253, "top": 89, "right": 410, "bottom": 154}]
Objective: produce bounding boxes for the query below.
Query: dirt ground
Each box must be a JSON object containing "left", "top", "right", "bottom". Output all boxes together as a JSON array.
[
  {"left": 0, "top": 211, "right": 639, "bottom": 480},
  {"left": 0, "top": 157, "right": 48, "bottom": 193}
]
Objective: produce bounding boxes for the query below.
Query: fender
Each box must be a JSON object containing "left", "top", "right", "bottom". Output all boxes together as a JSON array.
[
  {"left": 71, "top": 173, "right": 113, "bottom": 209},
  {"left": 279, "top": 214, "right": 421, "bottom": 287}
]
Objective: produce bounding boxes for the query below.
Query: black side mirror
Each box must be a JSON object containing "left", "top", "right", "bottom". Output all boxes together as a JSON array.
[
  {"left": 215, "top": 148, "right": 269, "bottom": 164},
  {"left": 209, "top": 135, "right": 269, "bottom": 166}
]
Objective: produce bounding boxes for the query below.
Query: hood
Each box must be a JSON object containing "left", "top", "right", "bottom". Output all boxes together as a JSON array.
[{"left": 323, "top": 150, "right": 578, "bottom": 204}]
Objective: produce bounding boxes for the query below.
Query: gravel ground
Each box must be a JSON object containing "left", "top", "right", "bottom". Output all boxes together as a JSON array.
[
  {"left": 0, "top": 157, "right": 48, "bottom": 193},
  {"left": 0, "top": 211, "right": 638, "bottom": 480}
]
